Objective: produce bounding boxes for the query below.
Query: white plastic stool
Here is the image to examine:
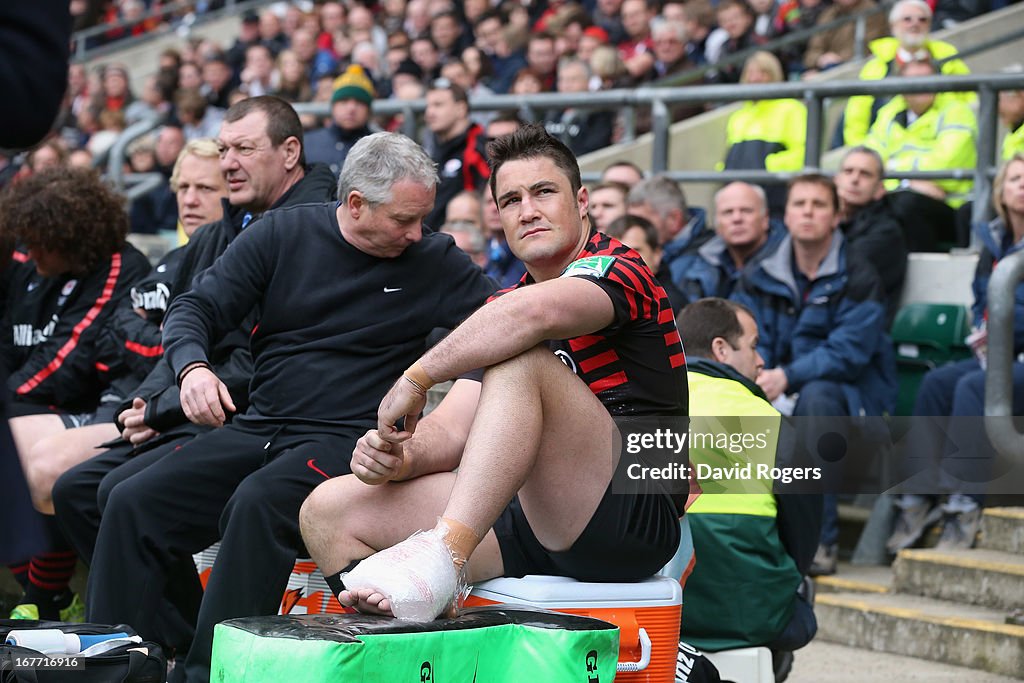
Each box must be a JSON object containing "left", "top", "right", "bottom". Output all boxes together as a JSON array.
[{"left": 703, "top": 647, "right": 774, "bottom": 683}]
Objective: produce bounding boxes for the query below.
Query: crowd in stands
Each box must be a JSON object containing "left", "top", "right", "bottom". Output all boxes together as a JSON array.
[{"left": 3, "top": 0, "right": 1024, "bottom": 681}]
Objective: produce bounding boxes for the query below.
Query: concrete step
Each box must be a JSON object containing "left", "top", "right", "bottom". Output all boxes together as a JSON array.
[
  {"left": 894, "top": 548, "right": 1024, "bottom": 612},
  {"left": 815, "top": 591, "right": 1024, "bottom": 678},
  {"left": 980, "top": 507, "right": 1024, "bottom": 555},
  {"left": 814, "top": 563, "right": 892, "bottom": 596}
]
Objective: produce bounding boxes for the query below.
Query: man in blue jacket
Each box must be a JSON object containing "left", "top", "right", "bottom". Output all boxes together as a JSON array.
[{"left": 734, "top": 174, "right": 897, "bottom": 576}]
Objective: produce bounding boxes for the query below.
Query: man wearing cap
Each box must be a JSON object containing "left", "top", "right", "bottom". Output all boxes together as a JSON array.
[{"left": 304, "top": 65, "right": 377, "bottom": 177}]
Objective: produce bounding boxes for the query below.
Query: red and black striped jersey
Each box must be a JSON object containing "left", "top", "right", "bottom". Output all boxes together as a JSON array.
[{"left": 495, "top": 230, "right": 688, "bottom": 417}]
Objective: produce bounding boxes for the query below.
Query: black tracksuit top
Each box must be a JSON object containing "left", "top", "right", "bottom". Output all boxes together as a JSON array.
[{"left": 163, "top": 201, "right": 496, "bottom": 426}]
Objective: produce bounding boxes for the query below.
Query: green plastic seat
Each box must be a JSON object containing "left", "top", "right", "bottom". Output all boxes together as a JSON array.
[{"left": 890, "top": 303, "right": 974, "bottom": 415}]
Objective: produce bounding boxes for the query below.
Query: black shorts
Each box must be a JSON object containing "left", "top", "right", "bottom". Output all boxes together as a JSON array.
[
  {"left": 7, "top": 401, "right": 118, "bottom": 429},
  {"left": 493, "top": 480, "right": 681, "bottom": 582},
  {"left": 57, "top": 402, "right": 119, "bottom": 429}
]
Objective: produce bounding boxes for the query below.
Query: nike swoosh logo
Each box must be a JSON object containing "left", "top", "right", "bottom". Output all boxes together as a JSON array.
[
  {"left": 383, "top": 287, "right": 402, "bottom": 293},
  {"left": 27, "top": 282, "right": 39, "bottom": 292}
]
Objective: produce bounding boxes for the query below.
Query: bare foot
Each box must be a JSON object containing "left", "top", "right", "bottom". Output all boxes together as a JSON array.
[{"left": 338, "top": 587, "right": 394, "bottom": 616}]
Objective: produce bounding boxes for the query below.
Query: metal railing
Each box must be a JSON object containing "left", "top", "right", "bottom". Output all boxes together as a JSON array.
[
  {"left": 71, "top": 0, "right": 275, "bottom": 62},
  {"left": 984, "top": 250, "right": 1024, "bottom": 458},
  {"left": 293, "top": 71, "right": 1024, "bottom": 229}
]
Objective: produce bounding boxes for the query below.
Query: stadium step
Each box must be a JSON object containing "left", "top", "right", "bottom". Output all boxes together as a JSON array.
[
  {"left": 814, "top": 591, "right": 1024, "bottom": 677},
  {"left": 813, "top": 506, "right": 1024, "bottom": 677},
  {"left": 978, "top": 507, "right": 1024, "bottom": 555},
  {"left": 894, "top": 548, "right": 1024, "bottom": 611}
]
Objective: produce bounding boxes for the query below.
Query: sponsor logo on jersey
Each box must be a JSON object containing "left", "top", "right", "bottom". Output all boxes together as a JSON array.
[{"left": 560, "top": 255, "right": 615, "bottom": 280}]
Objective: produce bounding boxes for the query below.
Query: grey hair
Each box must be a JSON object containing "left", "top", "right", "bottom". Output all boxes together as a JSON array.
[
  {"left": 713, "top": 181, "right": 767, "bottom": 215},
  {"left": 650, "top": 17, "right": 688, "bottom": 43},
  {"left": 336, "top": 132, "right": 438, "bottom": 205},
  {"left": 889, "top": 0, "right": 932, "bottom": 24},
  {"left": 841, "top": 145, "right": 885, "bottom": 177},
  {"left": 627, "top": 173, "right": 687, "bottom": 216}
]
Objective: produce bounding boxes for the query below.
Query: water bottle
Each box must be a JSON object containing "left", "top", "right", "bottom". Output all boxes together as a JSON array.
[{"left": 6, "top": 629, "right": 130, "bottom": 655}]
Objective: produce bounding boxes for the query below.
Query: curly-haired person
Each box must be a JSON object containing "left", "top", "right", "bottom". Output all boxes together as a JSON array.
[{"left": 2, "top": 167, "right": 150, "bottom": 620}]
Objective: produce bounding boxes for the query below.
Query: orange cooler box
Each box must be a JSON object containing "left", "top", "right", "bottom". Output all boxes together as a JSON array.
[{"left": 466, "top": 575, "right": 682, "bottom": 683}]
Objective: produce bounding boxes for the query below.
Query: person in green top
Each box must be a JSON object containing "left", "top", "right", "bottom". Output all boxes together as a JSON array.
[{"left": 677, "top": 297, "right": 821, "bottom": 678}]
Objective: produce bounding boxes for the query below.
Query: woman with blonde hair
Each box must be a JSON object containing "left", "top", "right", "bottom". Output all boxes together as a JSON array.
[{"left": 722, "top": 50, "right": 807, "bottom": 215}]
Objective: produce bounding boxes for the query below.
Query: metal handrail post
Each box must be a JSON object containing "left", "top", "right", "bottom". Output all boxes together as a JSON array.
[
  {"left": 853, "top": 15, "right": 867, "bottom": 62},
  {"left": 972, "top": 84, "right": 999, "bottom": 234},
  {"left": 106, "top": 114, "right": 163, "bottom": 192},
  {"left": 651, "top": 98, "right": 670, "bottom": 174},
  {"left": 804, "top": 88, "right": 824, "bottom": 169},
  {"left": 984, "top": 250, "right": 1024, "bottom": 458}
]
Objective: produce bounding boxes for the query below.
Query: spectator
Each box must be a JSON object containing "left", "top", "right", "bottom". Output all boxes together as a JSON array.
[
  {"left": 240, "top": 44, "right": 277, "bottom": 97},
  {"left": 577, "top": 25, "right": 610, "bottom": 63},
  {"left": 618, "top": 0, "right": 656, "bottom": 80},
  {"left": 445, "top": 189, "right": 483, "bottom": 227},
  {"left": 423, "top": 79, "right": 490, "bottom": 230},
  {"left": 772, "top": 0, "right": 831, "bottom": 75},
  {"left": 3, "top": 168, "right": 150, "bottom": 620},
  {"left": 865, "top": 59, "right": 977, "bottom": 248},
  {"left": 442, "top": 219, "right": 490, "bottom": 268},
  {"left": 711, "top": 0, "right": 765, "bottom": 84},
  {"left": 431, "top": 9, "right": 470, "bottom": 61},
  {"left": 485, "top": 111, "right": 524, "bottom": 141},
  {"left": 677, "top": 297, "right": 819, "bottom": 678},
  {"left": 226, "top": 10, "right": 263, "bottom": 74},
  {"left": 605, "top": 212, "right": 687, "bottom": 313},
  {"left": 317, "top": 2, "right": 347, "bottom": 55},
  {"left": 274, "top": 49, "right": 313, "bottom": 103},
  {"left": 722, "top": 51, "right": 807, "bottom": 217},
  {"left": 526, "top": 32, "right": 559, "bottom": 91},
  {"left": 411, "top": 36, "right": 442, "bottom": 81},
  {"left": 593, "top": 0, "right": 628, "bottom": 45},
  {"left": 887, "top": 154, "right": 1024, "bottom": 553},
  {"left": 627, "top": 174, "right": 712, "bottom": 293},
  {"left": 124, "top": 74, "right": 172, "bottom": 126},
  {"left": 304, "top": 65, "right": 377, "bottom": 177},
  {"left": 842, "top": 0, "right": 972, "bottom": 147},
  {"left": 648, "top": 18, "right": 696, "bottom": 81},
  {"left": 201, "top": 54, "right": 237, "bottom": 110},
  {"left": 834, "top": 146, "right": 908, "bottom": 321},
  {"left": 734, "top": 174, "right": 897, "bottom": 576},
  {"left": 178, "top": 61, "right": 203, "bottom": 92},
  {"left": 543, "top": 58, "right": 615, "bottom": 156},
  {"left": 602, "top": 160, "right": 645, "bottom": 187},
  {"left": 90, "top": 62, "right": 134, "bottom": 117},
  {"left": 126, "top": 135, "right": 157, "bottom": 174},
  {"left": 803, "top": 0, "right": 889, "bottom": 76},
  {"left": 678, "top": 182, "right": 782, "bottom": 304},
  {"left": 999, "top": 71, "right": 1024, "bottom": 160},
  {"left": 680, "top": 0, "right": 721, "bottom": 67},
  {"left": 482, "top": 181, "right": 527, "bottom": 287},
  {"left": 259, "top": 10, "right": 289, "bottom": 57},
  {"left": 176, "top": 88, "right": 225, "bottom": 142},
  {"left": 24, "top": 138, "right": 69, "bottom": 175},
  {"left": 473, "top": 10, "right": 527, "bottom": 94},
  {"left": 589, "top": 181, "right": 630, "bottom": 232},
  {"left": 440, "top": 58, "right": 495, "bottom": 127}
]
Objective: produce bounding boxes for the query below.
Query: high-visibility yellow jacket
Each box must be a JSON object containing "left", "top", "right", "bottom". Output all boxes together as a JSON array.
[
  {"left": 843, "top": 37, "right": 973, "bottom": 147},
  {"left": 682, "top": 360, "right": 804, "bottom": 651},
  {"left": 722, "top": 98, "right": 808, "bottom": 172},
  {"left": 1004, "top": 121, "right": 1024, "bottom": 160},
  {"left": 865, "top": 92, "right": 977, "bottom": 207}
]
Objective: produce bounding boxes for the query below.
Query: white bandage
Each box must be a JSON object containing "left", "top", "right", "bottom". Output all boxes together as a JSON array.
[{"left": 342, "top": 529, "right": 461, "bottom": 622}]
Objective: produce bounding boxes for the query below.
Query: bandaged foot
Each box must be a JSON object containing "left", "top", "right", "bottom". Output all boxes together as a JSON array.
[{"left": 341, "top": 518, "right": 479, "bottom": 621}]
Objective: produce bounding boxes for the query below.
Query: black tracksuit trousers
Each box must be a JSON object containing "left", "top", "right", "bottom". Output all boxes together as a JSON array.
[{"left": 55, "top": 419, "right": 358, "bottom": 683}]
